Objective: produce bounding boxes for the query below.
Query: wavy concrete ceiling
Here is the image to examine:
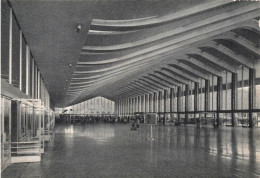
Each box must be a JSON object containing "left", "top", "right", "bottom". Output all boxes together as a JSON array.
[{"left": 9, "top": 0, "right": 260, "bottom": 107}]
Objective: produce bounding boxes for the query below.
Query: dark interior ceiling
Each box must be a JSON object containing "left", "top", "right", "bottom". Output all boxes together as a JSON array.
[{"left": 9, "top": 0, "right": 260, "bottom": 107}]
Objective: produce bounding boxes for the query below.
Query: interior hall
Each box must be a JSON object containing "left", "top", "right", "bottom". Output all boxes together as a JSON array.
[{"left": 1, "top": 0, "right": 260, "bottom": 177}]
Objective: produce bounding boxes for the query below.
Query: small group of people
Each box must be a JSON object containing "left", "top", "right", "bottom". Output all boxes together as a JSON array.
[
  {"left": 58, "top": 114, "right": 138, "bottom": 124},
  {"left": 131, "top": 118, "right": 141, "bottom": 130}
]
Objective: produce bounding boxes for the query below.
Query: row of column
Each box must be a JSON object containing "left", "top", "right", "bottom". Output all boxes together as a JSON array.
[{"left": 116, "top": 68, "right": 256, "bottom": 128}]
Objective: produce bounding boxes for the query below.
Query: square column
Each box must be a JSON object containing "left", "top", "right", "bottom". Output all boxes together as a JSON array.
[
  {"left": 217, "top": 76, "right": 223, "bottom": 126},
  {"left": 170, "top": 88, "right": 174, "bottom": 113},
  {"left": 163, "top": 89, "right": 167, "bottom": 113},
  {"left": 153, "top": 92, "right": 158, "bottom": 113},
  {"left": 141, "top": 95, "right": 145, "bottom": 112},
  {"left": 138, "top": 96, "right": 141, "bottom": 112},
  {"left": 145, "top": 94, "right": 149, "bottom": 113},
  {"left": 131, "top": 97, "right": 134, "bottom": 115},
  {"left": 231, "top": 73, "right": 237, "bottom": 127},
  {"left": 149, "top": 93, "right": 153, "bottom": 112},
  {"left": 249, "top": 68, "right": 256, "bottom": 128},
  {"left": 194, "top": 82, "right": 199, "bottom": 112},
  {"left": 177, "top": 86, "right": 182, "bottom": 123},
  {"left": 128, "top": 98, "right": 130, "bottom": 115},
  {"left": 158, "top": 91, "right": 162, "bottom": 113},
  {"left": 185, "top": 84, "right": 189, "bottom": 124},
  {"left": 163, "top": 89, "right": 167, "bottom": 125},
  {"left": 205, "top": 79, "right": 210, "bottom": 112}
]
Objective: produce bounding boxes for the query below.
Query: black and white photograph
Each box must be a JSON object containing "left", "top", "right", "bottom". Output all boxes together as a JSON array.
[{"left": 1, "top": 0, "right": 260, "bottom": 177}]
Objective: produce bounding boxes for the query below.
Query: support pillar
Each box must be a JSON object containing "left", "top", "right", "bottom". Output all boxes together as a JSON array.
[
  {"left": 145, "top": 94, "right": 149, "bottom": 113},
  {"left": 170, "top": 88, "right": 174, "bottom": 113},
  {"left": 205, "top": 79, "right": 210, "bottom": 112},
  {"left": 177, "top": 86, "right": 182, "bottom": 123},
  {"left": 153, "top": 92, "right": 158, "bottom": 113},
  {"left": 249, "top": 68, "right": 256, "bottom": 128},
  {"left": 123, "top": 100, "right": 125, "bottom": 116},
  {"left": 158, "top": 91, "right": 162, "bottom": 113},
  {"left": 134, "top": 97, "right": 137, "bottom": 114},
  {"left": 128, "top": 98, "right": 130, "bottom": 115},
  {"left": 141, "top": 95, "right": 144, "bottom": 112},
  {"left": 129, "top": 98, "right": 132, "bottom": 115},
  {"left": 136, "top": 96, "right": 139, "bottom": 113},
  {"left": 149, "top": 93, "right": 153, "bottom": 112},
  {"left": 163, "top": 89, "right": 167, "bottom": 125},
  {"left": 217, "top": 76, "right": 223, "bottom": 126},
  {"left": 231, "top": 73, "right": 237, "bottom": 127},
  {"left": 140, "top": 95, "right": 142, "bottom": 112},
  {"left": 194, "top": 82, "right": 199, "bottom": 117},
  {"left": 136, "top": 96, "right": 139, "bottom": 112},
  {"left": 185, "top": 84, "right": 189, "bottom": 124},
  {"left": 118, "top": 100, "right": 121, "bottom": 116},
  {"left": 132, "top": 97, "right": 134, "bottom": 115}
]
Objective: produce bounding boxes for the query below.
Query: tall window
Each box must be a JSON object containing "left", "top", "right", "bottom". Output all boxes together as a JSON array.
[
  {"left": 12, "top": 14, "right": 20, "bottom": 88},
  {"left": 1, "top": 3, "right": 10, "bottom": 82}
]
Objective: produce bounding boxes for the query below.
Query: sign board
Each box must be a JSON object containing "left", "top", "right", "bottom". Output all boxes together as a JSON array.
[{"left": 145, "top": 113, "right": 157, "bottom": 125}]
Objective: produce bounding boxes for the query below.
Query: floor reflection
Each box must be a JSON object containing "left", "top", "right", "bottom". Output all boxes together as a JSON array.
[{"left": 2, "top": 123, "right": 260, "bottom": 178}]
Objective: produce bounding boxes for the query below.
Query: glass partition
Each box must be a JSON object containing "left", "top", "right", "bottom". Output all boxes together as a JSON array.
[
  {"left": 10, "top": 99, "right": 43, "bottom": 163},
  {"left": 1, "top": 97, "right": 11, "bottom": 170},
  {"left": 254, "top": 112, "right": 260, "bottom": 127}
]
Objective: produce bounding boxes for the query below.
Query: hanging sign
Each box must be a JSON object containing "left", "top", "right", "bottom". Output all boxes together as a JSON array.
[{"left": 145, "top": 113, "right": 157, "bottom": 125}]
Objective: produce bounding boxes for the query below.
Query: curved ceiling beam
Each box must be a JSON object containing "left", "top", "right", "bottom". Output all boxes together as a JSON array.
[
  {"left": 70, "top": 80, "right": 97, "bottom": 85},
  {"left": 67, "top": 21, "right": 259, "bottom": 105},
  {"left": 186, "top": 48, "right": 237, "bottom": 73},
  {"left": 79, "top": 6, "right": 259, "bottom": 68},
  {"left": 67, "top": 60, "right": 161, "bottom": 95},
  {"left": 116, "top": 87, "right": 144, "bottom": 97},
  {"left": 168, "top": 62, "right": 209, "bottom": 79},
  {"left": 116, "top": 88, "right": 148, "bottom": 99},
  {"left": 83, "top": 3, "right": 248, "bottom": 52},
  {"left": 136, "top": 80, "right": 162, "bottom": 91},
  {"left": 219, "top": 32, "right": 260, "bottom": 56},
  {"left": 179, "top": 55, "right": 222, "bottom": 76},
  {"left": 75, "top": 52, "right": 163, "bottom": 75},
  {"left": 120, "top": 92, "right": 144, "bottom": 100},
  {"left": 131, "top": 82, "right": 155, "bottom": 93},
  {"left": 203, "top": 41, "right": 254, "bottom": 68},
  {"left": 115, "top": 84, "right": 151, "bottom": 96},
  {"left": 114, "top": 85, "right": 147, "bottom": 96},
  {"left": 76, "top": 18, "right": 259, "bottom": 76},
  {"left": 68, "top": 53, "right": 207, "bottom": 98},
  {"left": 75, "top": 32, "right": 258, "bottom": 94},
  {"left": 126, "top": 84, "right": 150, "bottom": 94},
  {"left": 139, "top": 79, "right": 165, "bottom": 91},
  {"left": 78, "top": 28, "right": 259, "bottom": 84},
  {"left": 156, "top": 70, "right": 190, "bottom": 85},
  {"left": 91, "top": 1, "right": 231, "bottom": 28},
  {"left": 88, "top": 29, "right": 141, "bottom": 35},
  {"left": 71, "top": 59, "right": 162, "bottom": 91},
  {"left": 160, "top": 65, "right": 198, "bottom": 82},
  {"left": 149, "top": 73, "right": 179, "bottom": 86},
  {"left": 143, "top": 76, "right": 171, "bottom": 88}
]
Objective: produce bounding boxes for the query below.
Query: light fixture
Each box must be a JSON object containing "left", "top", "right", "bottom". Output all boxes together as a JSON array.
[{"left": 77, "top": 24, "right": 82, "bottom": 33}]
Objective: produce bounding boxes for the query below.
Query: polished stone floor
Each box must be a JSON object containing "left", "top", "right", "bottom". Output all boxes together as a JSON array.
[{"left": 2, "top": 123, "right": 260, "bottom": 178}]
